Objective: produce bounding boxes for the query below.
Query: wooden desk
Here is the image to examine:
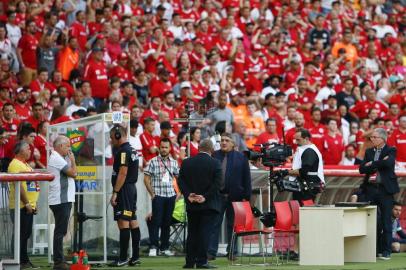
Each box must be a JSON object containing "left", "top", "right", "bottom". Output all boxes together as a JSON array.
[{"left": 299, "top": 206, "right": 377, "bottom": 265}]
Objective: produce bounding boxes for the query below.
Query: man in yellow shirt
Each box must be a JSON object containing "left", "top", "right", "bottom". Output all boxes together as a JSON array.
[{"left": 8, "top": 141, "right": 40, "bottom": 269}]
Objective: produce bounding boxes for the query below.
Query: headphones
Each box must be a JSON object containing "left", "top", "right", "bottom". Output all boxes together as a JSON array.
[{"left": 113, "top": 124, "right": 122, "bottom": 140}]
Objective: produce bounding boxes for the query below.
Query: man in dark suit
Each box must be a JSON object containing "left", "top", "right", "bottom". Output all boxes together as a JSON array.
[
  {"left": 178, "top": 139, "right": 222, "bottom": 269},
  {"left": 359, "top": 128, "right": 399, "bottom": 260},
  {"left": 208, "top": 133, "right": 251, "bottom": 260}
]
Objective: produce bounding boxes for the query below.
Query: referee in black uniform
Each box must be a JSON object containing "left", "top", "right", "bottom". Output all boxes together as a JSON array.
[{"left": 109, "top": 124, "right": 141, "bottom": 267}]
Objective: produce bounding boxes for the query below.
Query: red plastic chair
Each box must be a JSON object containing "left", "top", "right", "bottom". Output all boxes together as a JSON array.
[
  {"left": 289, "top": 200, "right": 300, "bottom": 232},
  {"left": 230, "top": 201, "right": 272, "bottom": 265},
  {"left": 273, "top": 201, "right": 296, "bottom": 261},
  {"left": 301, "top": 199, "right": 315, "bottom": 206},
  {"left": 274, "top": 201, "right": 293, "bottom": 231}
]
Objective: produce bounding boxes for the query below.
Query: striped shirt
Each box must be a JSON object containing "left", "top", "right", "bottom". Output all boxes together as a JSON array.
[{"left": 144, "top": 155, "right": 179, "bottom": 197}]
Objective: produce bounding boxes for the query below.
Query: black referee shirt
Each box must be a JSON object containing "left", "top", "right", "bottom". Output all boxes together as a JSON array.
[{"left": 112, "top": 142, "right": 139, "bottom": 186}]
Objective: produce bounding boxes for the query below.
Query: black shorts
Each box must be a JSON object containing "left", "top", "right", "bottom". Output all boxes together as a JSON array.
[{"left": 113, "top": 183, "right": 137, "bottom": 221}]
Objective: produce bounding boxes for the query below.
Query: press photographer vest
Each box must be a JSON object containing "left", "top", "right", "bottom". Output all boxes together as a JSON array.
[{"left": 289, "top": 144, "right": 325, "bottom": 183}]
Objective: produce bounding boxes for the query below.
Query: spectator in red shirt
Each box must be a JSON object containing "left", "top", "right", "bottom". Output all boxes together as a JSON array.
[
  {"left": 323, "top": 119, "right": 345, "bottom": 165},
  {"left": 285, "top": 112, "right": 305, "bottom": 151},
  {"left": 17, "top": 19, "right": 38, "bottom": 86},
  {"left": 321, "top": 95, "right": 341, "bottom": 125},
  {"left": 140, "top": 117, "right": 160, "bottom": 165},
  {"left": 0, "top": 103, "right": 20, "bottom": 136},
  {"left": 29, "top": 68, "right": 54, "bottom": 101},
  {"left": 161, "top": 91, "right": 178, "bottom": 121},
  {"left": 305, "top": 107, "right": 326, "bottom": 151},
  {"left": 69, "top": 10, "right": 87, "bottom": 52},
  {"left": 14, "top": 87, "right": 31, "bottom": 121},
  {"left": 84, "top": 47, "right": 110, "bottom": 107},
  {"left": 149, "top": 68, "right": 172, "bottom": 98},
  {"left": 33, "top": 120, "right": 48, "bottom": 167},
  {"left": 26, "top": 103, "right": 44, "bottom": 130},
  {"left": 388, "top": 115, "right": 406, "bottom": 165},
  {"left": 108, "top": 52, "right": 132, "bottom": 82},
  {"left": 140, "top": 96, "right": 161, "bottom": 125},
  {"left": 350, "top": 88, "right": 388, "bottom": 120},
  {"left": 0, "top": 87, "right": 11, "bottom": 109},
  {"left": 255, "top": 118, "right": 280, "bottom": 151}
]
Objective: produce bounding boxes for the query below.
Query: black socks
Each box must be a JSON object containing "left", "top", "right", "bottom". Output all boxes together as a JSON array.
[
  {"left": 131, "top": 227, "right": 141, "bottom": 260},
  {"left": 119, "top": 228, "right": 130, "bottom": 261}
]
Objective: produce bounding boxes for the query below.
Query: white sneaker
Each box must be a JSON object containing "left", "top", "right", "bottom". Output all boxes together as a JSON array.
[
  {"left": 378, "top": 256, "right": 391, "bottom": 260},
  {"left": 161, "top": 249, "right": 174, "bottom": 256},
  {"left": 149, "top": 248, "right": 157, "bottom": 257}
]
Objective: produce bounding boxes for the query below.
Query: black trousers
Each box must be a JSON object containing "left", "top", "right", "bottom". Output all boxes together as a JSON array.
[
  {"left": 50, "top": 202, "right": 72, "bottom": 263},
  {"left": 10, "top": 208, "right": 34, "bottom": 263},
  {"left": 207, "top": 195, "right": 234, "bottom": 257},
  {"left": 364, "top": 184, "right": 394, "bottom": 257},
  {"left": 186, "top": 210, "right": 217, "bottom": 266}
]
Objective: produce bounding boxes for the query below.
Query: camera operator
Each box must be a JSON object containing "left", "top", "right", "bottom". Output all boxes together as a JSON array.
[{"left": 287, "top": 128, "right": 325, "bottom": 202}]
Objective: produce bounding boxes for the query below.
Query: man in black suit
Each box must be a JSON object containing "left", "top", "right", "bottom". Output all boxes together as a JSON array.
[
  {"left": 208, "top": 132, "right": 251, "bottom": 260},
  {"left": 359, "top": 128, "right": 399, "bottom": 260},
  {"left": 178, "top": 139, "right": 222, "bottom": 269}
]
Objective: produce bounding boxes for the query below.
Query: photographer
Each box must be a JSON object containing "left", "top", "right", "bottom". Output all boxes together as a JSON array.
[{"left": 287, "top": 128, "right": 325, "bottom": 202}]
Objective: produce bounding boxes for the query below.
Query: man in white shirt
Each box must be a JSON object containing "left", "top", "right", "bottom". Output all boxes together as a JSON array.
[
  {"left": 48, "top": 136, "right": 77, "bottom": 270},
  {"left": 66, "top": 91, "right": 86, "bottom": 116}
]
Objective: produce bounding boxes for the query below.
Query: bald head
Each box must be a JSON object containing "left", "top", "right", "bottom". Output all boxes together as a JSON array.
[{"left": 199, "top": 139, "right": 214, "bottom": 153}]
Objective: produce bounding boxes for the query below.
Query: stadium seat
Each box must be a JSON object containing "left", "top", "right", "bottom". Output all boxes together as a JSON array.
[
  {"left": 230, "top": 201, "right": 272, "bottom": 265},
  {"left": 301, "top": 199, "right": 315, "bottom": 206},
  {"left": 273, "top": 201, "right": 296, "bottom": 262}
]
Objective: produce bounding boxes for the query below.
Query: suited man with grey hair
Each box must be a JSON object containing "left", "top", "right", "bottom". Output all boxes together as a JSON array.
[
  {"left": 178, "top": 139, "right": 222, "bottom": 269},
  {"left": 360, "top": 128, "right": 399, "bottom": 260}
]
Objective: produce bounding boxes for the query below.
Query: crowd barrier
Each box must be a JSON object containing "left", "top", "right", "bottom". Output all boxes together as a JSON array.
[
  {"left": 0, "top": 172, "right": 54, "bottom": 270},
  {"left": 251, "top": 165, "right": 406, "bottom": 212}
]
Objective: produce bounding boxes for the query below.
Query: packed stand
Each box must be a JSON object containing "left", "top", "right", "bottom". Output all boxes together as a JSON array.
[{"left": 0, "top": 0, "right": 404, "bottom": 172}]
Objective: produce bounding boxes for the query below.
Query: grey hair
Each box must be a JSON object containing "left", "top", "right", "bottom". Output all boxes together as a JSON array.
[
  {"left": 53, "top": 135, "right": 70, "bottom": 148},
  {"left": 374, "top": 128, "right": 388, "bottom": 141},
  {"left": 13, "top": 140, "right": 29, "bottom": 155},
  {"left": 199, "top": 139, "right": 214, "bottom": 153}
]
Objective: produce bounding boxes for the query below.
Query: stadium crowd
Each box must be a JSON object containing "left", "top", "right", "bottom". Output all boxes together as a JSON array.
[{"left": 0, "top": 0, "right": 404, "bottom": 171}]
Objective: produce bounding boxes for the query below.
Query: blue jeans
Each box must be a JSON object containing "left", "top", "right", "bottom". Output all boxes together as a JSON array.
[
  {"left": 150, "top": 195, "right": 176, "bottom": 250},
  {"left": 207, "top": 195, "right": 235, "bottom": 257}
]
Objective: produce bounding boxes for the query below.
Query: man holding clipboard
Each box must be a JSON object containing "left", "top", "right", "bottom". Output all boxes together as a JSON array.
[{"left": 144, "top": 138, "right": 180, "bottom": 257}]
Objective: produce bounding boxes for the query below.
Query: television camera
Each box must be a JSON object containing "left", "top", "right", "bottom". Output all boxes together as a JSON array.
[{"left": 245, "top": 143, "right": 322, "bottom": 227}]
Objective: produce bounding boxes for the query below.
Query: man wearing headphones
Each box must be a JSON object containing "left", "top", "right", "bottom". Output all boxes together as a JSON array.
[
  {"left": 109, "top": 124, "right": 141, "bottom": 267},
  {"left": 287, "top": 128, "right": 325, "bottom": 203}
]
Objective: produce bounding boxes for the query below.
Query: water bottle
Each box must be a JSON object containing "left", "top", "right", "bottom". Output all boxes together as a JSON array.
[
  {"left": 83, "top": 251, "right": 88, "bottom": 265},
  {"left": 72, "top": 252, "right": 79, "bottom": 264}
]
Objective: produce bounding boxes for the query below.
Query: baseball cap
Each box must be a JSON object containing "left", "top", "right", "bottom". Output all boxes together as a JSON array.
[
  {"left": 209, "top": 84, "right": 220, "bottom": 92},
  {"left": 230, "top": 89, "right": 240, "bottom": 96},
  {"left": 180, "top": 81, "right": 191, "bottom": 89},
  {"left": 251, "top": 44, "right": 262, "bottom": 51},
  {"left": 118, "top": 52, "right": 128, "bottom": 61},
  {"left": 16, "top": 87, "right": 27, "bottom": 94}
]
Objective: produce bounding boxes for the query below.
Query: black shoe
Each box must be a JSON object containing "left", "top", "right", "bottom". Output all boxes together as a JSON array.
[
  {"left": 108, "top": 259, "right": 129, "bottom": 267},
  {"left": 183, "top": 264, "right": 195, "bottom": 269},
  {"left": 53, "top": 262, "right": 69, "bottom": 270},
  {"left": 196, "top": 264, "right": 217, "bottom": 269},
  {"left": 21, "top": 262, "right": 40, "bottom": 269},
  {"left": 129, "top": 258, "right": 141, "bottom": 266}
]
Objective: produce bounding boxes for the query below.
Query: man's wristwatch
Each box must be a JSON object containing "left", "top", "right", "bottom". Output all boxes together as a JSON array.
[{"left": 113, "top": 190, "right": 119, "bottom": 194}]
